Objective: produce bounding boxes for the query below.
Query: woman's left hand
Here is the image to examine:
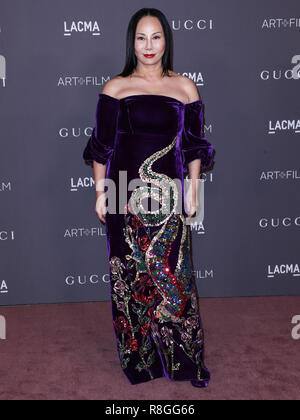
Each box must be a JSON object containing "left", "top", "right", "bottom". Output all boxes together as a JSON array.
[{"left": 185, "top": 180, "right": 199, "bottom": 218}]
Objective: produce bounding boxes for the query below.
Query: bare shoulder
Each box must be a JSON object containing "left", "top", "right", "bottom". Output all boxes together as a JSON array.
[
  {"left": 180, "top": 75, "right": 200, "bottom": 102},
  {"left": 101, "top": 76, "right": 124, "bottom": 97}
]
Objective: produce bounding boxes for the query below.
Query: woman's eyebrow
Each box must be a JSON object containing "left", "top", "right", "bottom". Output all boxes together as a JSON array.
[{"left": 136, "top": 31, "right": 162, "bottom": 35}]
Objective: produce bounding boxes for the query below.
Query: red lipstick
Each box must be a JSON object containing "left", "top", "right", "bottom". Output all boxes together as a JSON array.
[{"left": 144, "top": 54, "right": 155, "bottom": 58}]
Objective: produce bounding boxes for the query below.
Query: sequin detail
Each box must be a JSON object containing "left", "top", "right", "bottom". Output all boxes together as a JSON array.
[
  {"left": 128, "top": 135, "right": 179, "bottom": 227},
  {"left": 109, "top": 136, "right": 209, "bottom": 383}
]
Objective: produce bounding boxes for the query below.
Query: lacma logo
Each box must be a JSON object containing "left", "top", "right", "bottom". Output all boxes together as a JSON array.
[
  {"left": 64, "top": 21, "right": 101, "bottom": 37},
  {"left": 0, "top": 280, "right": 8, "bottom": 294},
  {"left": 0, "top": 55, "right": 6, "bottom": 87},
  {"left": 181, "top": 72, "right": 204, "bottom": 87},
  {"left": 71, "top": 176, "right": 95, "bottom": 192},
  {"left": 268, "top": 118, "right": 300, "bottom": 135},
  {"left": 267, "top": 263, "right": 300, "bottom": 278}
]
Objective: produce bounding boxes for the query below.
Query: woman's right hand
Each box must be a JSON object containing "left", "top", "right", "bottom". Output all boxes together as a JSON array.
[{"left": 95, "top": 191, "right": 107, "bottom": 224}]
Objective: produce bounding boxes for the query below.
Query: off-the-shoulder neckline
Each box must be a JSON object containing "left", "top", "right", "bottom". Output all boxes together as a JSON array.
[{"left": 99, "top": 92, "right": 202, "bottom": 107}]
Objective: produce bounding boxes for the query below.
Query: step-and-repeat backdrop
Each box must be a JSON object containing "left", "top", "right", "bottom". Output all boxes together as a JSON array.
[{"left": 0, "top": 0, "right": 299, "bottom": 306}]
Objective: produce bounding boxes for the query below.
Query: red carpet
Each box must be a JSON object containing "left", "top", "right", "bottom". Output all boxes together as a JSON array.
[{"left": 0, "top": 296, "right": 299, "bottom": 400}]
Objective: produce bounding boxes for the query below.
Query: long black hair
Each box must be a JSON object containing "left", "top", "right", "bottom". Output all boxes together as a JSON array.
[{"left": 117, "top": 8, "right": 173, "bottom": 78}]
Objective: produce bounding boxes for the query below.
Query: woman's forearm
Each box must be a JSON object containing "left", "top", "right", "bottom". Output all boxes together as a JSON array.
[
  {"left": 188, "top": 158, "right": 201, "bottom": 179},
  {"left": 188, "top": 159, "right": 201, "bottom": 196},
  {"left": 93, "top": 161, "right": 107, "bottom": 196}
]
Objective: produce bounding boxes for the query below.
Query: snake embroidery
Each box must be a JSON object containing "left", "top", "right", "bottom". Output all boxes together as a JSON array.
[{"left": 127, "top": 136, "right": 188, "bottom": 322}]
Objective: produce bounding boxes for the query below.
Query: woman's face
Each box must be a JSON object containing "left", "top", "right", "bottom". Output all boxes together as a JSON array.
[{"left": 134, "top": 16, "right": 166, "bottom": 67}]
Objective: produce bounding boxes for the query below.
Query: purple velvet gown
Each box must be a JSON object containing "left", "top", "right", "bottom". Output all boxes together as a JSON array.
[{"left": 83, "top": 92, "right": 215, "bottom": 385}]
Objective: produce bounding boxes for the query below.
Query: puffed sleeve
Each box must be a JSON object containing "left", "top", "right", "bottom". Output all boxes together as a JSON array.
[
  {"left": 181, "top": 99, "right": 215, "bottom": 176},
  {"left": 83, "top": 93, "right": 120, "bottom": 167}
]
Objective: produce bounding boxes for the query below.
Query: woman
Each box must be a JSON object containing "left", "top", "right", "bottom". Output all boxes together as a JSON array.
[{"left": 83, "top": 8, "right": 215, "bottom": 388}]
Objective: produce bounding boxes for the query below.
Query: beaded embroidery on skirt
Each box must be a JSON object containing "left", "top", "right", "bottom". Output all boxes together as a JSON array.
[{"left": 109, "top": 136, "right": 208, "bottom": 384}]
